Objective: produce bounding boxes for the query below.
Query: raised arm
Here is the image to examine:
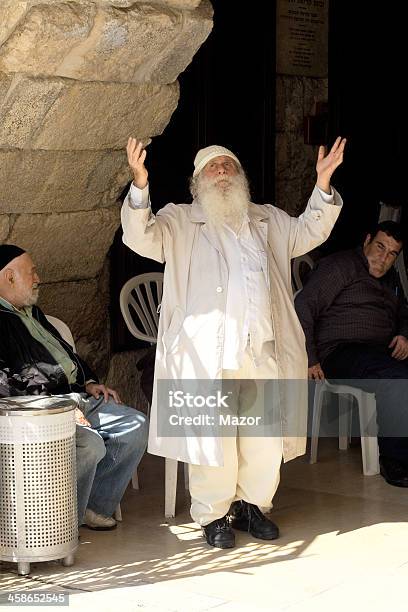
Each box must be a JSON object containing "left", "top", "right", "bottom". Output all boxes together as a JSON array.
[
  {"left": 290, "top": 137, "right": 347, "bottom": 258},
  {"left": 121, "top": 137, "right": 170, "bottom": 263}
]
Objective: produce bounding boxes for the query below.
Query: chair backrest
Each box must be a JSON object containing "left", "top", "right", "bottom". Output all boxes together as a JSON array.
[
  {"left": 378, "top": 201, "right": 408, "bottom": 302},
  {"left": 292, "top": 253, "right": 315, "bottom": 294},
  {"left": 119, "top": 272, "right": 164, "bottom": 344},
  {"left": 45, "top": 315, "right": 76, "bottom": 351}
]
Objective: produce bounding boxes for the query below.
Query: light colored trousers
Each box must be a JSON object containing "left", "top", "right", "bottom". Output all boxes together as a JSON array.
[{"left": 189, "top": 349, "right": 283, "bottom": 526}]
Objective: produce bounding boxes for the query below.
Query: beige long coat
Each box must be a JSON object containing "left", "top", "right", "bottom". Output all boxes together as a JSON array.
[{"left": 121, "top": 186, "right": 342, "bottom": 466}]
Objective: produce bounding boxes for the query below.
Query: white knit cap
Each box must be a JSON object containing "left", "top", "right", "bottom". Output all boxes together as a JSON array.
[{"left": 193, "top": 145, "right": 241, "bottom": 177}]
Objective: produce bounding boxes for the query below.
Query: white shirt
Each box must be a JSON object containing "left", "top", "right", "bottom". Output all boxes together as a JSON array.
[{"left": 215, "top": 219, "right": 274, "bottom": 369}]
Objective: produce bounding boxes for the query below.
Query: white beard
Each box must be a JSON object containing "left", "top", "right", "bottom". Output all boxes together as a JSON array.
[
  {"left": 21, "top": 284, "right": 39, "bottom": 307},
  {"left": 195, "top": 173, "right": 250, "bottom": 232}
]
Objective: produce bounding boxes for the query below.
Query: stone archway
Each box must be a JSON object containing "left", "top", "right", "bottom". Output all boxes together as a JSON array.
[{"left": 0, "top": 0, "right": 213, "bottom": 381}]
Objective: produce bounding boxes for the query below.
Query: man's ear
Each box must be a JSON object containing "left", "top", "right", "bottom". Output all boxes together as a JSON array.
[
  {"left": 4, "top": 268, "right": 14, "bottom": 286},
  {"left": 363, "top": 234, "right": 372, "bottom": 248}
]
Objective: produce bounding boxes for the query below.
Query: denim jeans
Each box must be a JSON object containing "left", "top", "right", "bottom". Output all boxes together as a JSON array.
[{"left": 75, "top": 395, "right": 148, "bottom": 524}]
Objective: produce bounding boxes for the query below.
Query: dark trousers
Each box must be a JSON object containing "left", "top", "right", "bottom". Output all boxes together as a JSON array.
[{"left": 322, "top": 343, "right": 408, "bottom": 463}]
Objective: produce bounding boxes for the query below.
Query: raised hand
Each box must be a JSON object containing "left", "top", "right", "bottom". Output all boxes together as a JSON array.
[
  {"left": 127, "top": 136, "right": 148, "bottom": 189},
  {"left": 316, "top": 136, "right": 347, "bottom": 194}
]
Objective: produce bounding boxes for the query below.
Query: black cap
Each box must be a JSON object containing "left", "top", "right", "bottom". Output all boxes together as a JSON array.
[{"left": 0, "top": 245, "right": 26, "bottom": 272}]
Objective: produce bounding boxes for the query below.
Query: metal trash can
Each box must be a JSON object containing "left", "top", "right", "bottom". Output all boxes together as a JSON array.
[{"left": 0, "top": 395, "right": 78, "bottom": 575}]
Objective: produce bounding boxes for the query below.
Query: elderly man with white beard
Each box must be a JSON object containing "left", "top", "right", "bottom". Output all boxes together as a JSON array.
[{"left": 121, "top": 137, "right": 346, "bottom": 548}]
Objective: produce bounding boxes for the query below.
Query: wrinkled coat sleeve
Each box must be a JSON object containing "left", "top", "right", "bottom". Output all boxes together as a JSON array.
[
  {"left": 121, "top": 190, "right": 177, "bottom": 263},
  {"left": 289, "top": 185, "right": 343, "bottom": 258}
]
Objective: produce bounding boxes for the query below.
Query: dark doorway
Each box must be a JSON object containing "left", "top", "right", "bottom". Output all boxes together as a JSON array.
[
  {"left": 324, "top": 0, "right": 407, "bottom": 255},
  {"left": 110, "top": 0, "right": 276, "bottom": 351}
]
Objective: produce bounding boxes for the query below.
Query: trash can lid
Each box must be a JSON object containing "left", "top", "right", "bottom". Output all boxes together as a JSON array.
[{"left": 0, "top": 394, "right": 78, "bottom": 416}]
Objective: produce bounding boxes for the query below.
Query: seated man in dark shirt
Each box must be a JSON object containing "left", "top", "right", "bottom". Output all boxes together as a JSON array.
[
  {"left": 0, "top": 245, "right": 148, "bottom": 529},
  {"left": 295, "top": 221, "right": 408, "bottom": 486}
]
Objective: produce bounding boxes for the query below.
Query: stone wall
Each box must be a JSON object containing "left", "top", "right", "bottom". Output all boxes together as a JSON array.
[
  {"left": 275, "top": 76, "right": 328, "bottom": 216},
  {"left": 0, "top": 0, "right": 213, "bottom": 381}
]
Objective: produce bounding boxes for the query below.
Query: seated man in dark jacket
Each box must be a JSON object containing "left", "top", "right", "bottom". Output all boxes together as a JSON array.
[
  {"left": 0, "top": 245, "right": 148, "bottom": 529},
  {"left": 295, "top": 221, "right": 408, "bottom": 487}
]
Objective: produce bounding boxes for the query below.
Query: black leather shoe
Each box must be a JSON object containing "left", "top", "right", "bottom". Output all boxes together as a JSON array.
[
  {"left": 229, "top": 501, "right": 279, "bottom": 540},
  {"left": 202, "top": 516, "right": 235, "bottom": 549},
  {"left": 380, "top": 456, "right": 408, "bottom": 487}
]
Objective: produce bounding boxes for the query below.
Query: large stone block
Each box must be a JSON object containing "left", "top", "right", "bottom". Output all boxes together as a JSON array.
[
  {"left": 141, "top": 0, "right": 213, "bottom": 84},
  {"left": 34, "top": 80, "right": 180, "bottom": 150},
  {"left": 42, "top": 0, "right": 201, "bottom": 9},
  {"left": 0, "top": 4, "right": 94, "bottom": 75},
  {"left": 0, "top": 215, "right": 10, "bottom": 241},
  {"left": 12, "top": 1, "right": 202, "bottom": 10},
  {"left": 276, "top": 76, "right": 304, "bottom": 133},
  {"left": 59, "top": 4, "right": 185, "bottom": 84},
  {"left": 275, "top": 133, "right": 316, "bottom": 215},
  {"left": 0, "top": 75, "right": 64, "bottom": 148},
  {"left": 0, "top": 149, "right": 128, "bottom": 213},
  {"left": 303, "top": 77, "right": 328, "bottom": 117},
  {"left": 62, "top": 1, "right": 212, "bottom": 84},
  {"left": 0, "top": 2, "right": 28, "bottom": 47},
  {"left": 0, "top": 74, "right": 12, "bottom": 100},
  {"left": 38, "top": 276, "right": 110, "bottom": 377},
  {"left": 275, "top": 177, "right": 304, "bottom": 217},
  {"left": 0, "top": 1, "right": 211, "bottom": 84},
  {"left": 0, "top": 76, "right": 179, "bottom": 149},
  {"left": 145, "top": 0, "right": 202, "bottom": 7},
  {"left": 276, "top": 76, "right": 328, "bottom": 134},
  {"left": 8, "top": 206, "right": 121, "bottom": 282},
  {"left": 276, "top": 132, "right": 316, "bottom": 180}
]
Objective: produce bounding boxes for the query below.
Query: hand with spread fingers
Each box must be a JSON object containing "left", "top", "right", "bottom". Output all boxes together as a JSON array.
[
  {"left": 127, "top": 136, "right": 148, "bottom": 189},
  {"left": 316, "top": 136, "right": 347, "bottom": 194},
  {"left": 389, "top": 335, "right": 408, "bottom": 360}
]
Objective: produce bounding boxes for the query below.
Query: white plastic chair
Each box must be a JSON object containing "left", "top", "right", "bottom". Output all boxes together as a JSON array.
[
  {"left": 310, "top": 381, "right": 380, "bottom": 476},
  {"left": 120, "top": 272, "right": 164, "bottom": 344},
  {"left": 293, "top": 261, "right": 380, "bottom": 476},
  {"left": 292, "top": 253, "right": 315, "bottom": 293},
  {"left": 120, "top": 273, "right": 164, "bottom": 495},
  {"left": 46, "top": 315, "right": 76, "bottom": 351},
  {"left": 378, "top": 201, "right": 408, "bottom": 302},
  {"left": 119, "top": 272, "right": 188, "bottom": 518}
]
